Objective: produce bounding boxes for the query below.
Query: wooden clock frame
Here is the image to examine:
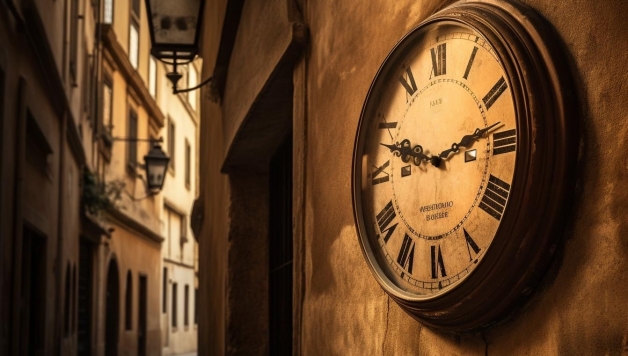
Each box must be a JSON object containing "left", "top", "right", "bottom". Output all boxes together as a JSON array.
[{"left": 352, "top": 0, "right": 578, "bottom": 332}]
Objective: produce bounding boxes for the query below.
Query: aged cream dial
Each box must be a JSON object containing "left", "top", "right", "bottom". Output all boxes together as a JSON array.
[{"left": 358, "top": 22, "right": 517, "bottom": 298}]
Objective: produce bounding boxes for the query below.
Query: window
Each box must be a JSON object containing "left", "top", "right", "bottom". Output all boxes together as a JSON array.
[
  {"left": 149, "top": 57, "right": 157, "bottom": 98},
  {"left": 129, "top": 21, "right": 139, "bottom": 69},
  {"left": 125, "top": 271, "right": 132, "bottom": 330},
  {"left": 184, "top": 285, "right": 189, "bottom": 327},
  {"left": 162, "top": 268, "right": 167, "bottom": 313},
  {"left": 167, "top": 119, "right": 175, "bottom": 171},
  {"left": 172, "top": 283, "right": 178, "bottom": 328},
  {"left": 127, "top": 108, "right": 138, "bottom": 168},
  {"left": 129, "top": 0, "right": 140, "bottom": 70},
  {"left": 83, "top": 54, "right": 93, "bottom": 118},
  {"left": 195, "top": 288, "right": 198, "bottom": 325},
  {"left": 104, "top": 0, "right": 114, "bottom": 24},
  {"left": 188, "top": 66, "right": 197, "bottom": 110},
  {"left": 69, "top": 0, "right": 79, "bottom": 82},
  {"left": 26, "top": 112, "right": 53, "bottom": 174},
  {"left": 91, "top": 0, "right": 99, "bottom": 19},
  {"left": 185, "top": 139, "right": 191, "bottom": 188},
  {"left": 102, "top": 79, "right": 113, "bottom": 132},
  {"left": 131, "top": 0, "right": 140, "bottom": 17},
  {"left": 180, "top": 215, "right": 188, "bottom": 242}
]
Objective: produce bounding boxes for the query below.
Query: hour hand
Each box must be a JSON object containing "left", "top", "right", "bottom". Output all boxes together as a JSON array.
[
  {"left": 380, "top": 139, "right": 430, "bottom": 166},
  {"left": 438, "top": 122, "right": 502, "bottom": 160}
]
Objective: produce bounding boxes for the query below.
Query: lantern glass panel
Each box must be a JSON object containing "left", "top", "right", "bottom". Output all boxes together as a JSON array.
[{"left": 148, "top": 0, "right": 201, "bottom": 46}]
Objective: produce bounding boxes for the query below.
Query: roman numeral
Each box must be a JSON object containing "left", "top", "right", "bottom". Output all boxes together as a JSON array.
[
  {"left": 372, "top": 160, "right": 390, "bottom": 185},
  {"left": 493, "top": 129, "right": 517, "bottom": 155},
  {"left": 482, "top": 77, "right": 508, "bottom": 110},
  {"left": 463, "top": 228, "right": 481, "bottom": 262},
  {"left": 377, "top": 114, "right": 396, "bottom": 141},
  {"left": 479, "top": 174, "right": 511, "bottom": 221},
  {"left": 376, "top": 200, "right": 398, "bottom": 244},
  {"left": 397, "top": 234, "right": 415, "bottom": 275},
  {"left": 430, "top": 43, "right": 446, "bottom": 78},
  {"left": 378, "top": 122, "right": 397, "bottom": 129},
  {"left": 463, "top": 46, "right": 478, "bottom": 80},
  {"left": 399, "top": 67, "right": 418, "bottom": 99},
  {"left": 430, "top": 245, "right": 447, "bottom": 279}
]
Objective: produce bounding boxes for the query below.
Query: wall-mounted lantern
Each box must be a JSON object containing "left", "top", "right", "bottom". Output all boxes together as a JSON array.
[
  {"left": 144, "top": 0, "right": 212, "bottom": 94},
  {"left": 144, "top": 143, "right": 170, "bottom": 192},
  {"left": 113, "top": 137, "right": 170, "bottom": 199}
]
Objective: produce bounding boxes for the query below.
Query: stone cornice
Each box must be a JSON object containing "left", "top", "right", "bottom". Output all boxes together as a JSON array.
[{"left": 105, "top": 205, "right": 164, "bottom": 245}]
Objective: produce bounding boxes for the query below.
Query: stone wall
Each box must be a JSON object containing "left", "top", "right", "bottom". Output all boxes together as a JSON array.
[
  {"left": 199, "top": 0, "right": 628, "bottom": 354},
  {"left": 301, "top": 0, "right": 628, "bottom": 354}
]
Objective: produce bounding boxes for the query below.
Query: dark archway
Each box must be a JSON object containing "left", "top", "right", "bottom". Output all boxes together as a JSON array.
[{"left": 105, "top": 258, "right": 120, "bottom": 356}]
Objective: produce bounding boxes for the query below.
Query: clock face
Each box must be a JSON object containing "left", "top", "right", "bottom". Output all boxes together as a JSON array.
[{"left": 355, "top": 21, "right": 518, "bottom": 299}]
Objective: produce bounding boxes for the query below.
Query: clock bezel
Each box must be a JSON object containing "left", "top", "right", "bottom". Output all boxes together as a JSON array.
[{"left": 352, "top": 0, "right": 578, "bottom": 332}]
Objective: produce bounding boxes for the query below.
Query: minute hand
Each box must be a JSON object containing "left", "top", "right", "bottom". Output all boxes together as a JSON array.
[{"left": 438, "top": 122, "right": 501, "bottom": 160}]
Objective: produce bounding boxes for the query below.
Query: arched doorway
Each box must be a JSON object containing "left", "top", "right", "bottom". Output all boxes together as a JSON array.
[{"left": 105, "top": 259, "right": 120, "bottom": 356}]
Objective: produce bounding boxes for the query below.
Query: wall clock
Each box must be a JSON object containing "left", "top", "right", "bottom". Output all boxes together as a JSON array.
[{"left": 352, "top": 0, "right": 577, "bottom": 332}]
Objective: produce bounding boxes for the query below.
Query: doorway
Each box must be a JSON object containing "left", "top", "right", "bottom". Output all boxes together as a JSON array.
[
  {"left": 138, "top": 275, "right": 147, "bottom": 356},
  {"left": 77, "top": 240, "right": 93, "bottom": 356},
  {"left": 269, "top": 136, "right": 293, "bottom": 355},
  {"left": 105, "top": 259, "right": 119, "bottom": 356},
  {"left": 19, "top": 226, "right": 47, "bottom": 356}
]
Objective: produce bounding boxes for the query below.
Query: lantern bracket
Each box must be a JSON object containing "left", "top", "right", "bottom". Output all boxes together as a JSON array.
[
  {"left": 165, "top": 56, "right": 213, "bottom": 95},
  {"left": 112, "top": 136, "right": 164, "bottom": 143},
  {"left": 123, "top": 174, "right": 158, "bottom": 202}
]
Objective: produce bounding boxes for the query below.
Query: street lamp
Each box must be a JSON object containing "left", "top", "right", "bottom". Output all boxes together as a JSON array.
[
  {"left": 144, "top": 143, "right": 170, "bottom": 192},
  {"left": 144, "top": 0, "right": 211, "bottom": 94},
  {"left": 112, "top": 137, "right": 170, "bottom": 199}
]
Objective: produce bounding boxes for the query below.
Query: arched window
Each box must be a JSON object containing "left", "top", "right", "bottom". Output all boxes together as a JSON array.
[{"left": 125, "top": 271, "right": 132, "bottom": 330}]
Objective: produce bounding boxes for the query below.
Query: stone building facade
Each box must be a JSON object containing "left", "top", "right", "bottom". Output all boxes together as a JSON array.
[
  {"left": 0, "top": 0, "right": 94, "bottom": 354},
  {"left": 195, "top": 0, "right": 628, "bottom": 355},
  {"left": 160, "top": 58, "right": 201, "bottom": 356},
  {"left": 0, "top": 0, "right": 200, "bottom": 355}
]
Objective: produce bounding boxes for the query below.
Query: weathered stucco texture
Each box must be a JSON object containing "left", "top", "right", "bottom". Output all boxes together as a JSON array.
[
  {"left": 303, "top": 0, "right": 628, "bottom": 354},
  {"left": 223, "top": 0, "right": 295, "bottom": 162}
]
